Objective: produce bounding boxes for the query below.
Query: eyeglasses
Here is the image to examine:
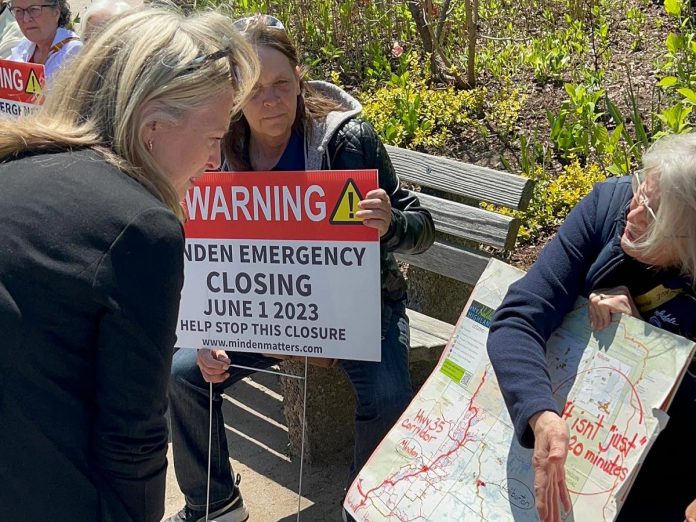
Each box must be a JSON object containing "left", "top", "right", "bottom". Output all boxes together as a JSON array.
[
  {"left": 232, "top": 14, "right": 285, "bottom": 33},
  {"left": 189, "top": 48, "right": 235, "bottom": 67},
  {"left": 8, "top": 3, "right": 54, "bottom": 20},
  {"left": 631, "top": 169, "right": 658, "bottom": 223},
  {"left": 186, "top": 40, "right": 241, "bottom": 85}
]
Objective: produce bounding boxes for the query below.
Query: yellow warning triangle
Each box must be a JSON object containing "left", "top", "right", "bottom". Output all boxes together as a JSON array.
[
  {"left": 25, "top": 70, "right": 42, "bottom": 96},
  {"left": 330, "top": 178, "right": 363, "bottom": 224}
]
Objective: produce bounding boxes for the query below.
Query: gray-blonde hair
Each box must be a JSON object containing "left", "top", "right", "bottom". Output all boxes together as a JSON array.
[
  {"left": 626, "top": 133, "right": 696, "bottom": 279},
  {"left": 80, "top": 0, "right": 131, "bottom": 40},
  {"left": 28, "top": 0, "right": 71, "bottom": 27},
  {"left": 0, "top": 6, "right": 258, "bottom": 219}
]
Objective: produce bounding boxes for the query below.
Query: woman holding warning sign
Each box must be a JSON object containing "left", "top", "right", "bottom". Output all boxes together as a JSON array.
[{"left": 167, "top": 14, "right": 434, "bottom": 522}]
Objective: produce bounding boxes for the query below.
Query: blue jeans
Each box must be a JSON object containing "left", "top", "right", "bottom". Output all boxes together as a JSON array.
[{"left": 169, "top": 301, "right": 412, "bottom": 509}]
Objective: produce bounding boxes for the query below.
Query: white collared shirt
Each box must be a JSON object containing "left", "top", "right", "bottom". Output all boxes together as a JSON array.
[
  {"left": 0, "top": 8, "right": 23, "bottom": 58},
  {"left": 9, "top": 26, "right": 82, "bottom": 81}
]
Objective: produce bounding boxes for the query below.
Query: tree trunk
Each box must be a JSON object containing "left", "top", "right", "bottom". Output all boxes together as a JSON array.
[
  {"left": 406, "top": 0, "right": 472, "bottom": 88},
  {"left": 465, "top": 0, "right": 478, "bottom": 88}
]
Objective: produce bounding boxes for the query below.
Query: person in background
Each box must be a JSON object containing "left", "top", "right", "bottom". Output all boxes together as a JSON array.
[
  {"left": 0, "top": 6, "right": 257, "bottom": 522},
  {"left": 0, "top": 1, "right": 22, "bottom": 57},
  {"left": 80, "top": 0, "right": 130, "bottom": 42},
  {"left": 487, "top": 133, "right": 696, "bottom": 522},
  {"left": 6, "top": 0, "right": 81, "bottom": 80},
  {"left": 166, "top": 14, "right": 435, "bottom": 522}
]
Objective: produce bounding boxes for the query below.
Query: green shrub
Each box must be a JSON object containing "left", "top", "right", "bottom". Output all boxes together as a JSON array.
[
  {"left": 485, "top": 84, "right": 527, "bottom": 135},
  {"left": 360, "top": 53, "right": 486, "bottom": 148},
  {"left": 484, "top": 161, "right": 607, "bottom": 243}
]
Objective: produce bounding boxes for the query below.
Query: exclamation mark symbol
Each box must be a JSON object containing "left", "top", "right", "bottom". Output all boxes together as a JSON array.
[{"left": 349, "top": 191, "right": 354, "bottom": 219}]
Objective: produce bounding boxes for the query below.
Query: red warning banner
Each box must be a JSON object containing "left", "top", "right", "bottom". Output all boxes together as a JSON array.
[
  {"left": 0, "top": 59, "right": 44, "bottom": 103},
  {"left": 184, "top": 170, "right": 379, "bottom": 241},
  {"left": 0, "top": 59, "right": 44, "bottom": 118}
]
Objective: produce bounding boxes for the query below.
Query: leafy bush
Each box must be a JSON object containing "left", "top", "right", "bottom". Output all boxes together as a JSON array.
[
  {"left": 523, "top": 20, "right": 586, "bottom": 85},
  {"left": 485, "top": 161, "right": 607, "bottom": 243},
  {"left": 548, "top": 82, "right": 606, "bottom": 160},
  {"left": 485, "top": 84, "right": 527, "bottom": 135},
  {"left": 360, "top": 52, "right": 486, "bottom": 148},
  {"left": 655, "top": 0, "right": 696, "bottom": 135}
]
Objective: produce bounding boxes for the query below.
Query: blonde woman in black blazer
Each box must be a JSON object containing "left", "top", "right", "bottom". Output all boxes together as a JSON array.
[{"left": 0, "top": 7, "right": 257, "bottom": 522}]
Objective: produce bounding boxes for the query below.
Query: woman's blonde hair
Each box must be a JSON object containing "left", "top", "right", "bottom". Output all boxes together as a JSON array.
[
  {"left": 625, "top": 132, "right": 696, "bottom": 279},
  {"left": 0, "top": 6, "right": 258, "bottom": 218}
]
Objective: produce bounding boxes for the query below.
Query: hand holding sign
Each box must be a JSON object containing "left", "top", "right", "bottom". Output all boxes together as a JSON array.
[
  {"left": 196, "top": 349, "right": 231, "bottom": 383},
  {"left": 588, "top": 286, "right": 641, "bottom": 331},
  {"left": 356, "top": 188, "right": 392, "bottom": 237}
]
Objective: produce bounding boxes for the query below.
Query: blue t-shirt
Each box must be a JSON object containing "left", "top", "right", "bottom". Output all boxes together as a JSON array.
[{"left": 273, "top": 131, "right": 305, "bottom": 171}]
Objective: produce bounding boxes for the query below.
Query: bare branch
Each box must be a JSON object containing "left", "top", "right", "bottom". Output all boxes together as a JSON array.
[{"left": 436, "top": 0, "right": 453, "bottom": 44}]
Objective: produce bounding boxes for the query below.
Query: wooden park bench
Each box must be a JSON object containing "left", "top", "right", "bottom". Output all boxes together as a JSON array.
[{"left": 279, "top": 145, "right": 535, "bottom": 463}]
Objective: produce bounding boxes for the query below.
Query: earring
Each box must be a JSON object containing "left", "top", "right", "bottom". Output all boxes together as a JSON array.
[{"left": 147, "top": 140, "right": 153, "bottom": 152}]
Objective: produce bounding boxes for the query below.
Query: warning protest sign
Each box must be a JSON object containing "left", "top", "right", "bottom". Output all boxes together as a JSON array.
[
  {"left": 176, "top": 169, "right": 382, "bottom": 362},
  {"left": 0, "top": 59, "right": 44, "bottom": 119}
]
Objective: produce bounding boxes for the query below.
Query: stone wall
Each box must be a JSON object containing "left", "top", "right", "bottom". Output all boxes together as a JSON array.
[{"left": 279, "top": 356, "right": 441, "bottom": 464}]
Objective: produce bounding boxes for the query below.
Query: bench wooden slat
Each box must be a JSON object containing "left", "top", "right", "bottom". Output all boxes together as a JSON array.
[
  {"left": 387, "top": 145, "right": 534, "bottom": 210},
  {"left": 409, "top": 331, "right": 447, "bottom": 362},
  {"left": 407, "top": 308, "right": 454, "bottom": 362},
  {"left": 407, "top": 308, "right": 454, "bottom": 344},
  {"left": 409, "top": 322, "right": 450, "bottom": 349},
  {"left": 397, "top": 240, "right": 491, "bottom": 285},
  {"left": 417, "top": 192, "right": 519, "bottom": 250}
]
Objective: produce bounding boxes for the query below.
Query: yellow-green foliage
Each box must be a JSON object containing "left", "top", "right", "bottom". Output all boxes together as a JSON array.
[
  {"left": 361, "top": 85, "right": 486, "bottom": 148},
  {"left": 359, "top": 54, "right": 486, "bottom": 149},
  {"left": 485, "top": 161, "right": 607, "bottom": 243},
  {"left": 328, "top": 70, "right": 342, "bottom": 87},
  {"left": 485, "top": 84, "right": 527, "bottom": 135}
]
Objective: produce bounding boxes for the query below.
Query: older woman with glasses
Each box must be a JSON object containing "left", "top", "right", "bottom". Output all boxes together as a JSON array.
[
  {"left": 487, "top": 132, "right": 696, "bottom": 522},
  {"left": 6, "top": 0, "right": 81, "bottom": 80}
]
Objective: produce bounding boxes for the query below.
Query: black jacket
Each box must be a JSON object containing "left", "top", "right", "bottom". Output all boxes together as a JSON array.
[
  {"left": 0, "top": 149, "right": 185, "bottom": 521},
  {"left": 324, "top": 118, "right": 435, "bottom": 303}
]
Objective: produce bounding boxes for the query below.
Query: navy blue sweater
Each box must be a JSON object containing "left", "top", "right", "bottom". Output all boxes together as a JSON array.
[{"left": 487, "top": 176, "right": 696, "bottom": 448}]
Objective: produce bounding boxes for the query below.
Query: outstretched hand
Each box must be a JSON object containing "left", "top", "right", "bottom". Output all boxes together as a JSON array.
[
  {"left": 529, "top": 411, "right": 572, "bottom": 522},
  {"left": 588, "top": 286, "right": 641, "bottom": 331}
]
